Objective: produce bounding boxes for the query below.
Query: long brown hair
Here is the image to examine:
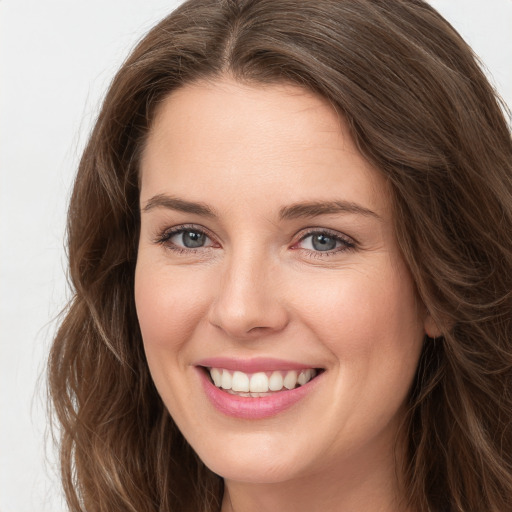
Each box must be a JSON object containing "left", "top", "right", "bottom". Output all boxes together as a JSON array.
[{"left": 48, "top": 1, "right": 512, "bottom": 510}]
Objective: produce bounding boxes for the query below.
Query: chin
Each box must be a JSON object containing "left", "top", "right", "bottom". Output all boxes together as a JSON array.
[
  {"left": 203, "top": 453, "right": 303, "bottom": 485},
  {"left": 190, "top": 430, "right": 314, "bottom": 484}
]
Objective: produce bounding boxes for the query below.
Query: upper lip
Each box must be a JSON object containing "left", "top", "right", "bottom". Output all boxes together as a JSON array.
[{"left": 194, "top": 357, "right": 323, "bottom": 373}]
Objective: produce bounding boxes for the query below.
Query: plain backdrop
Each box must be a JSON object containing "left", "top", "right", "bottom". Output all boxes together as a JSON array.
[{"left": 1, "top": 1, "right": 511, "bottom": 511}]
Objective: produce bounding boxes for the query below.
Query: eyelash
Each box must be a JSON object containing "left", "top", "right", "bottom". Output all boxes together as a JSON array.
[
  {"left": 154, "top": 224, "right": 217, "bottom": 255},
  {"left": 154, "top": 224, "right": 356, "bottom": 258},
  {"left": 294, "top": 228, "right": 356, "bottom": 257}
]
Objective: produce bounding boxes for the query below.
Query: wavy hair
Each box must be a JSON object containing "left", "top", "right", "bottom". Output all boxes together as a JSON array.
[{"left": 48, "top": 1, "right": 512, "bottom": 510}]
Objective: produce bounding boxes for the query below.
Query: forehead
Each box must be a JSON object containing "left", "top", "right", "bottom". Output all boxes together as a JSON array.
[{"left": 140, "top": 77, "right": 390, "bottom": 220}]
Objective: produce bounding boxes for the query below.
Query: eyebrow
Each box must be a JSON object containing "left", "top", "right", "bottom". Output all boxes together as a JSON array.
[
  {"left": 142, "top": 194, "right": 216, "bottom": 217},
  {"left": 279, "top": 201, "right": 380, "bottom": 220},
  {"left": 142, "top": 194, "right": 380, "bottom": 220}
]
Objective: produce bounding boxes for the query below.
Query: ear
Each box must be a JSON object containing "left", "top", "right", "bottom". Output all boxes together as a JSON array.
[{"left": 424, "top": 312, "right": 442, "bottom": 338}]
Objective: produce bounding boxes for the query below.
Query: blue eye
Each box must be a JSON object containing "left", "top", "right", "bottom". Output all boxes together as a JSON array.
[
  {"left": 172, "top": 230, "right": 208, "bottom": 248},
  {"left": 309, "top": 233, "right": 338, "bottom": 251},
  {"left": 157, "top": 226, "right": 214, "bottom": 251},
  {"left": 297, "top": 231, "right": 354, "bottom": 254}
]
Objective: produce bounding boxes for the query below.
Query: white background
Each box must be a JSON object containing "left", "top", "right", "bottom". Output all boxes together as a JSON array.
[{"left": 1, "top": 1, "right": 511, "bottom": 511}]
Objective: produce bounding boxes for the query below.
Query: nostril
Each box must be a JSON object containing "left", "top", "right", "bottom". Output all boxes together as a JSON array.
[{"left": 207, "top": 283, "right": 290, "bottom": 339}]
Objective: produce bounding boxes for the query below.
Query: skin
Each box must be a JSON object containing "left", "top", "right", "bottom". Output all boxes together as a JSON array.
[{"left": 135, "top": 77, "right": 436, "bottom": 512}]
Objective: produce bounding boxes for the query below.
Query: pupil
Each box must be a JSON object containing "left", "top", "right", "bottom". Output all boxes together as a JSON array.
[
  {"left": 183, "top": 231, "right": 205, "bottom": 248},
  {"left": 312, "top": 234, "right": 336, "bottom": 251}
]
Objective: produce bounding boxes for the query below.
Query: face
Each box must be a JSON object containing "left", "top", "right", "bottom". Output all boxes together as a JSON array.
[{"left": 135, "top": 78, "right": 429, "bottom": 485}]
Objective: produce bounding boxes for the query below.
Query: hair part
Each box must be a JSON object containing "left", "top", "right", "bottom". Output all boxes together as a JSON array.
[{"left": 49, "top": 1, "right": 512, "bottom": 510}]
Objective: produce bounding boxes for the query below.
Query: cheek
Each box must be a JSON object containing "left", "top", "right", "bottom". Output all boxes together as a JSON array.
[
  {"left": 291, "top": 263, "right": 423, "bottom": 442},
  {"left": 134, "top": 260, "right": 211, "bottom": 356},
  {"left": 134, "top": 259, "right": 216, "bottom": 424},
  {"left": 288, "top": 260, "right": 423, "bottom": 369}
]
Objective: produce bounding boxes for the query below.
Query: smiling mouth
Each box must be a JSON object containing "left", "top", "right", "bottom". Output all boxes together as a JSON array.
[{"left": 202, "top": 367, "right": 323, "bottom": 397}]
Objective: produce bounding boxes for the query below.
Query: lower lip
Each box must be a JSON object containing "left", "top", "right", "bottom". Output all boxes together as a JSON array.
[{"left": 198, "top": 368, "right": 322, "bottom": 419}]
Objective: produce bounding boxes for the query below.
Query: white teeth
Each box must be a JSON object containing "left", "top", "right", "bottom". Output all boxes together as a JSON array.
[
  {"left": 249, "top": 372, "right": 269, "bottom": 393},
  {"left": 283, "top": 370, "right": 298, "bottom": 390},
  {"left": 226, "top": 390, "right": 271, "bottom": 397},
  {"left": 232, "top": 371, "right": 250, "bottom": 392},
  {"left": 221, "top": 369, "right": 232, "bottom": 390},
  {"left": 298, "top": 369, "right": 312, "bottom": 386},
  {"left": 208, "top": 367, "right": 318, "bottom": 394},
  {"left": 269, "top": 371, "right": 284, "bottom": 391},
  {"left": 210, "top": 368, "right": 222, "bottom": 387}
]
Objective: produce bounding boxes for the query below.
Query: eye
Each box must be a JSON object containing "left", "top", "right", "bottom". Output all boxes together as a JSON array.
[
  {"left": 295, "top": 230, "right": 355, "bottom": 255},
  {"left": 171, "top": 229, "right": 209, "bottom": 248},
  {"left": 156, "top": 225, "right": 216, "bottom": 252}
]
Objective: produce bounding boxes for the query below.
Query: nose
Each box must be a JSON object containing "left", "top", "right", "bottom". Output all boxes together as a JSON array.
[{"left": 208, "top": 249, "right": 289, "bottom": 340}]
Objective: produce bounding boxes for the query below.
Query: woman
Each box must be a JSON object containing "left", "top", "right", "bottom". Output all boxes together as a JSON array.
[{"left": 48, "top": 1, "right": 512, "bottom": 511}]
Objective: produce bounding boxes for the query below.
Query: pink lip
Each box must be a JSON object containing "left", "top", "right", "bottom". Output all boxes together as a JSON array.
[
  {"left": 195, "top": 356, "right": 318, "bottom": 373},
  {"left": 196, "top": 366, "right": 323, "bottom": 420}
]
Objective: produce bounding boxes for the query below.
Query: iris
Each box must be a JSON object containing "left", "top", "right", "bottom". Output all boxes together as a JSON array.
[
  {"left": 311, "top": 233, "right": 337, "bottom": 251},
  {"left": 182, "top": 230, "right": 206, "bottom": 248}
]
